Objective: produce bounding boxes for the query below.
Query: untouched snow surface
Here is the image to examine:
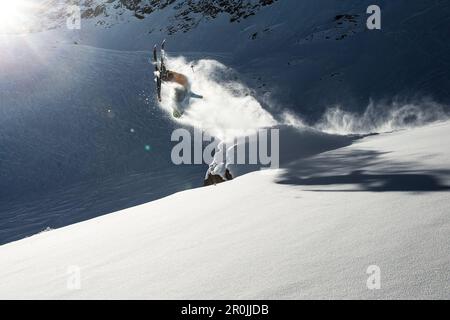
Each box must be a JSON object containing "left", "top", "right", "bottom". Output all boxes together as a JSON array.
[{"left": 0, "top": 121, "right": 449, "bottom": 299}]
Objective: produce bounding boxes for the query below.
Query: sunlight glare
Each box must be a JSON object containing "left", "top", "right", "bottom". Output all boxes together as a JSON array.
[{"left": 0, "top": 0, "right": 35, "bottom": 33}]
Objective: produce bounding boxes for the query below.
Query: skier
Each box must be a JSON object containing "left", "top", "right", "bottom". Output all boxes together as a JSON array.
[
  {"left": 162, "top": 70, "right": 190, "bottom": 103},
  {"left": 153, "top": 41, "right": 201, "bottom": 118}
]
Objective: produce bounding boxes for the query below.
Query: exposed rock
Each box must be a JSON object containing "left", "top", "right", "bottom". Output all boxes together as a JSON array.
[
  {"left": 169, "top": 0, "right": 278, "bottom": 34},
  {"left": 296, "top": 12, "right": 362, "bottom": 45},
  {"left": 204, "top": 169, "right": 233, "bottom": 186},
  {"left": 6, "top": 0, "right": 279, "bottom": 34}
]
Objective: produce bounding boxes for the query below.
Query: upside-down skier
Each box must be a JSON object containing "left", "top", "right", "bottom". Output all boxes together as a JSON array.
[{"left": 153, "top": 41, "right": 202, "bottom": 118}]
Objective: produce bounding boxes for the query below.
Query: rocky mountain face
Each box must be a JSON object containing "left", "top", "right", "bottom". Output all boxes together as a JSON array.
[
  {"left": 165, "top": 0, "right": 277, "bottom": 34},
  {"left": 32, "top": 0, "right": 277, "bottom": 33}
]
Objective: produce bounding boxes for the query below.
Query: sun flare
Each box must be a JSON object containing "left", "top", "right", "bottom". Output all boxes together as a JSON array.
[{"left": 0, "top": 0, "right": 34, "bottom": 33}]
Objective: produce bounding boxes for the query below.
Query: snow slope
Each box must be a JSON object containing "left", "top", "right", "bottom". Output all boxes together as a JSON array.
[
  {"left": 0, "top": 34, "right": 211, "bottom": 244},
  {"left": 1, "top": 0, "right": 450, "bottom": 245},
  {"left": 0, "top": 33, "right": 281, "bottom": 244},
  {"left": 1, "top": 1, "right": 449, "bottom": 298},
  {"left": 13, "top": 0, "right": 450, "bottom": 117},
  {"left": 0, "top": 121, "right": 448, "bottom": 299}
]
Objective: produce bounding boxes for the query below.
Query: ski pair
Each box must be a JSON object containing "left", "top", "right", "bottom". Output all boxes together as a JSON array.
[{"left": 153, "top": 40, "right": 166, "bottom": 102}]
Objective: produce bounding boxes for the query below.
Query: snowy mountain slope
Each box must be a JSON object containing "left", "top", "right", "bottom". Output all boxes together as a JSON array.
[
  {"left": 0, "top": 32, "right": 349, "bottom": 244},
  {"left": 20, "top": 0, "right": 278, "bottom": 35},
  {"left": 0, "top": 20, "right": 370, "bottom": 245},
  {"left": 17, "top": 0, "right": 450, "bottom": 118},
  {"left": 0, "top": 35, "right": 207, "bottom": 244},
  {"left": 1, "top": 0, "right": 450, "bottom": 248},
  {"left": 0, "top": 121, "right": 449, "bottom": 299}
]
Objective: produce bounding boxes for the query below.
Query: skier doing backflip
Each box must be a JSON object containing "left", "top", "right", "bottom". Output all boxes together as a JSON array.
[{"left": 153, "top": 40, "right": 200, "bottom": 118}]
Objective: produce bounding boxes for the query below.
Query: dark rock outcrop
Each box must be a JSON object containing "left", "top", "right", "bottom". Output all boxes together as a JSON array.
[
  {"left": 204, "top": 169, "right": 233, "bottom": 186},
  {"left": 80, "top": 0, "right": 277, "bottom": 33}
]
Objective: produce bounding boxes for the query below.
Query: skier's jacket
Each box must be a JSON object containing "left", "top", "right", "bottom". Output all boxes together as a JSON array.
[{"left": 163, "top": 71, "right": 189, "bottom": 89}]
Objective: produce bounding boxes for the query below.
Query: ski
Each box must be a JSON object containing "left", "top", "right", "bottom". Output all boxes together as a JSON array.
[
  {"left": 153, "top": 40, "right": 167, "bottom": 102},
  {"left": 152, "top": 45, "right": 158, "bottom": 66},
  {"left": 160, "top": 39, "right": 167, "bottom": 79},
  {"left": 153, "top": 44, "right": 162, "bottom": 102}
]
